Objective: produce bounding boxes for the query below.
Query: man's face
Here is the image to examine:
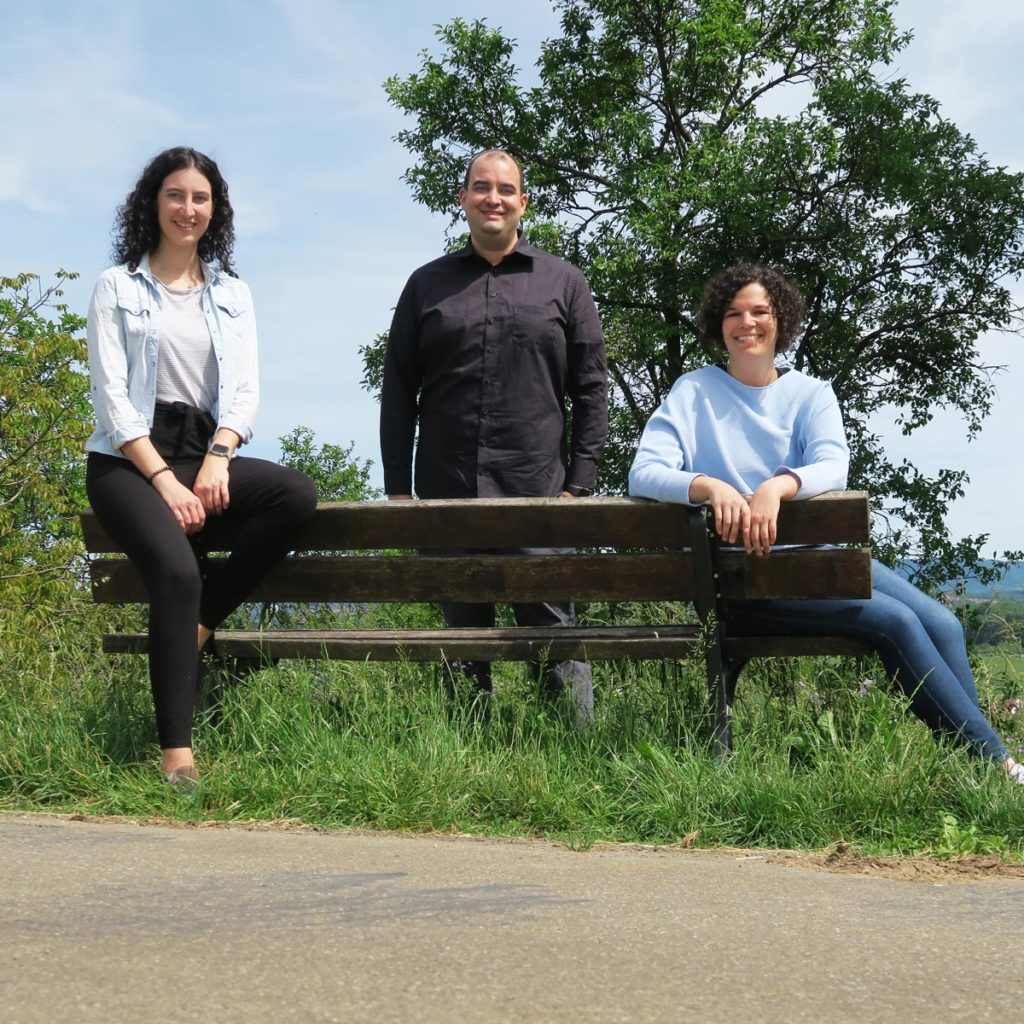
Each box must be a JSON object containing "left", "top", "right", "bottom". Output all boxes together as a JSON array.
[{"left": 459, "top": 154, "right": 528, "bottom": 251}]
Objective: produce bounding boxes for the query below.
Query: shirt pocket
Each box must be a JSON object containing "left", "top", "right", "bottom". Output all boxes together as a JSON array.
[
  {"left": 511, "top": 304, "right": 566, "bottom": 383},
  {"left": 212, "top": 299, "right": 249, "bottom": 371},
  {"left": 214, "top": 297, "right": 247, "bottom": 337},
  {"left": 115, "top": 291, "right": 150, "bottom": 352},
  {"left": 512, "top": 303, "right": 564, "bottom": 352}
]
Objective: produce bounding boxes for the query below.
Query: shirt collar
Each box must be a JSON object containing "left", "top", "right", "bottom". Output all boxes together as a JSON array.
[
  {"left": 131, "top": 251, "right": 221, "bottom": 287},
  {"left": 456, "top": 232, "right": 539, "bottom": 265}
]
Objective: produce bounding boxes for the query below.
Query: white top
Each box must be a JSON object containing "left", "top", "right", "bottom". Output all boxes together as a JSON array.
[{"left": 154, "top": 279, "right": 218, "bottom": 412}]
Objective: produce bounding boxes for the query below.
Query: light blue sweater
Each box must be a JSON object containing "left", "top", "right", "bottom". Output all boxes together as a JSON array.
[{"left": 628, "top": 365, "right": 849, "bottom": 504}]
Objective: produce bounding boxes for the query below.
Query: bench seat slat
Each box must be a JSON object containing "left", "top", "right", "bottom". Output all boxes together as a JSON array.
[
  {"left": 103, "top": 626, "right": 703, "bottom": 661},
  {"left": 89, "top": 548, "right": 872, "bottom": 604},
  {"left": 101, "top": 626, "right": 873, "bottom": 662}
]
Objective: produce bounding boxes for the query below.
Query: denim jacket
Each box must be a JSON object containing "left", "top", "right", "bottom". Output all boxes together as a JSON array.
[{"left": 85, "top": 254, "right": 259, "bottom": 456}]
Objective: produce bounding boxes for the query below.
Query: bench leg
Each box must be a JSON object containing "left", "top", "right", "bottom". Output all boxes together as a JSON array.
[{"left": 709, "top": 659, "right": 747, "bottom": 758}]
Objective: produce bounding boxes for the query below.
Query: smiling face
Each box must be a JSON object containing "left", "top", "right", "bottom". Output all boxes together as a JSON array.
[
  {"left": 459, "top": 152, "right": 528, "bottom": 258},
  {"left": 722, "top": 282, "right": 778, "bottom": 363},
  {"left": 156, "top": 166, "right": 214, "bottom": 252}
]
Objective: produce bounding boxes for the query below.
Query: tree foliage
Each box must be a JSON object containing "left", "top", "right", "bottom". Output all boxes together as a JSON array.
[
  {"left": 0, "top": 271, "right": 92, "bottom": 637},
  {"left": 378, "top": 0, "right": 1024, "bottom": 587},
  {"left": 278, "top": 426, "right": 381, "bottom": 502}
]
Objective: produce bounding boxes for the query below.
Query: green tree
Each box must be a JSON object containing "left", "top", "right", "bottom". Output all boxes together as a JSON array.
[
  {"left": 0, "top": 272, "right": 92, "bottom": 640},
  {"left": 374, "top": 0, "right": 1024, "bottom": 588},
  {"left": 278, "top": 426, "right": 381, "bottom": 501}
]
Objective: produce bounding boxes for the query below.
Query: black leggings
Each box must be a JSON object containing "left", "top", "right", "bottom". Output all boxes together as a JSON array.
[{"left": 86, "top": 411, "right": 316, "bottom": 748}]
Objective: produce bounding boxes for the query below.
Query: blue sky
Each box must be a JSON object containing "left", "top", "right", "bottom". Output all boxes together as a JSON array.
[{"left": 3, "top": 0, "right": 1022, "bottom": 555}]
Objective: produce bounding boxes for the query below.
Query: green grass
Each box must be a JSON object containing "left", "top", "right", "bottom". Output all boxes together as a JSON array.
[{"left": 3, "top": 621, "right": 1024, "bottom": 858}]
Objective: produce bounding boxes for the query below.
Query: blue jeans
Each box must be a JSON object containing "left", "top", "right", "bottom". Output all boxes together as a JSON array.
[{"left": 728, "top": 560, "right": 1007, "bottom": 760}]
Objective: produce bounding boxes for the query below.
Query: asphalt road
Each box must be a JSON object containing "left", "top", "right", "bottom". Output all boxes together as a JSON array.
[{"left": 1, "top": 812, "right": 1023, "bottom": 1023}]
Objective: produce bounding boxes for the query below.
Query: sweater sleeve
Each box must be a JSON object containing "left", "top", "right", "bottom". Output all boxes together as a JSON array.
[
  {"left": 627, "top": 388, "right": 703, "bottom": 504},
  {"left": 777, "top": 381, "right": 849, "bottom": 498}
]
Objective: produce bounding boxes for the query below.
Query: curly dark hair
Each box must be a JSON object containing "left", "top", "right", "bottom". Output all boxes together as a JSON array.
[
  {"left": 111, "top": 147, "right": 237, "bottom": 276},
  {"left": 696, "top": 264, "right": 806, "bottom": 354}
]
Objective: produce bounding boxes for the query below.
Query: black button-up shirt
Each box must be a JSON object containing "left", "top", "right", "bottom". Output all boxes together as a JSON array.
[{"left": 380, "top": 237, "right": 608, "bottom": 499}]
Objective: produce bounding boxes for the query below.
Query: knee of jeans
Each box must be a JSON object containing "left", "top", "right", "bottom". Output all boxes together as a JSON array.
[
  {"left": 930, "top": 602, "right": 965, "bottom": 639},
  {"left": 876, "top": 600, "right": 928, "bottom": 647}
]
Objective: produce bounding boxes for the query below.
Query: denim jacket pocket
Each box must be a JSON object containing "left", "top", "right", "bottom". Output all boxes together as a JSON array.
[
  {"left": 116, "top": 295, "right": 150, "bottom": 351},
  {"left": 114, "top": 270, "right": 150, "bottom": 326},
  {"left": 214, "top": 297, "right": 246, "bottom": 320}
]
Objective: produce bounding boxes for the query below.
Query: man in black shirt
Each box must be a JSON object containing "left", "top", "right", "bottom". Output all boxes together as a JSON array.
[{"left": 380, "top": 149, "right": 608, "bottom": 723}]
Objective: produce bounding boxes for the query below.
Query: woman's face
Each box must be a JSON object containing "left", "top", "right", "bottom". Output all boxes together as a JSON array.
[
  {"left": 156, "top": 167, "right": 214, "bottom": 251},
  {"left": 722, "top": 282, "right": 777, "bottom": 361}
]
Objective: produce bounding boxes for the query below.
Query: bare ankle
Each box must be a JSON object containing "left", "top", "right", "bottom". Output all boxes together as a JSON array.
[{"left": 161, "top": 747, "right": 194, "bottom": 774}]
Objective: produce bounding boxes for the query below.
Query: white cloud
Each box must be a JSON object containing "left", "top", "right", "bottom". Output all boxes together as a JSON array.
[
  {"left": 0, "top": 157, "right": 61, "bottom": 213},
  {"left": 890, "top": 0, "right": 1024, "bottom": 166},
  {"left": 0, "top": 12, "right": 190, "bottom": 214}
]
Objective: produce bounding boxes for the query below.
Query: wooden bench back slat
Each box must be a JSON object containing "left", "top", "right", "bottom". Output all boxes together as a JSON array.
[
  {"left": 80, "top": 492, "right": 870, "bottom": 553},
  {"left": 89, "top": 548, "right": 872, "bottom": 604}
]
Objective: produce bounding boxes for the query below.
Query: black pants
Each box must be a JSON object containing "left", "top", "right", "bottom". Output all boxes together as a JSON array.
[
  {"left": 441, "top": 546, "right": 595, "bottom": 728},
  {"left": 86, "top": 404, "right": 316, "bottom": 748}
]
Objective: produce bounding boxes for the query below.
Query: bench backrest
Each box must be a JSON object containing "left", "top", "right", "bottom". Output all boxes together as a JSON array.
[{"left": 80, "top": 492, "right": 872, "bottom": 606}]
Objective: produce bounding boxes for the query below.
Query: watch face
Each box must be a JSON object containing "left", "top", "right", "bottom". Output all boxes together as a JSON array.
[{"left": 210, "top": 444, "right": 231, "bottom": 456}]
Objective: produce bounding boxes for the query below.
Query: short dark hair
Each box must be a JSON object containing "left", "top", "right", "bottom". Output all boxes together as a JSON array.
[
  {"left": 462, "top": 149, "right": 525, "bottom": 193},
  {"left": 111, "top": 146, "right": 237, "bottom": 276},
  {"left": 696, "top": 264, "right": 806, "bottom": 354}
]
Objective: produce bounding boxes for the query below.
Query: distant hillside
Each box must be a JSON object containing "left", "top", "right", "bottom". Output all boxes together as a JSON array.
[
  {"left": 898, "top": 560, "right": 1024, "bottom": 601},
  {"left": 952, "top": 562, "right": 1024, "bottom": 601}
]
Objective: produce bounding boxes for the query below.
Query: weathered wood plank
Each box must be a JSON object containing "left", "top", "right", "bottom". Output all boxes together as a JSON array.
[
  {"left": 80, "top": 492, "right": 870, "bottom": 552},
  {"left": 103, "top": 625, "right": 703, "bottom": 660},
  {"left": 90, "top": 547, "right": 873, "bottom": 604},
  {"left": 101, "top": 626, "right": 872, "bottom": 661}
]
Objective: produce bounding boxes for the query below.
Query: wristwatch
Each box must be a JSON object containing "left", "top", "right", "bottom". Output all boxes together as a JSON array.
[{"left": 208, "top": 443, "right": 232, "bottom": 459}]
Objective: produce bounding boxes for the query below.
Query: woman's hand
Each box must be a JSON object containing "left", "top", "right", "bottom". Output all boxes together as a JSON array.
[
  {"left": 152, "top": 471, "right": 206, "bottom": 534},
  {"left": 688, "top": 473, "right": 799, "bottom": 554},
  {"left": 193, "top": 455, "right": 231, "bottom": 516},
  {"left": 746, "top": 474, "right": 800, "bottom": 556},
  {"left": 688, "top": 477, "right": 750, "bottom": 546}
]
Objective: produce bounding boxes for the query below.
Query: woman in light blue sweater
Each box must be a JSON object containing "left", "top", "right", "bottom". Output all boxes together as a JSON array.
[{"left": 629, "top": 264, "right": 1022, "bottom": 780}]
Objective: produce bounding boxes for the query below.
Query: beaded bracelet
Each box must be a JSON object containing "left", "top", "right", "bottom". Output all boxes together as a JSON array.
[{"left": 147, "top": 466, "right": 172, "bottom": 483}]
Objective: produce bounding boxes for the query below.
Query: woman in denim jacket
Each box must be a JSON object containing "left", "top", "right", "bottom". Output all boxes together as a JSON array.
[{"left": 86, "top": 147, "right": 316, "bottom": 787}]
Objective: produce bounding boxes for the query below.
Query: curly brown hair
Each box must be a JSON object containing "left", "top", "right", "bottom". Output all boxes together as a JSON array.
[
  {"left": 696, "top": 264, "right": 806, "bottom": 354},
  {"left": 111, "top": 147, "right": 237, "bottom": 276}
]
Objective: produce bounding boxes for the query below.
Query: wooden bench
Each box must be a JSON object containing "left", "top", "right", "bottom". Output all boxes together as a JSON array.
[{"left": 80, "top": 492, "right": 873, "bottom": 753}]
